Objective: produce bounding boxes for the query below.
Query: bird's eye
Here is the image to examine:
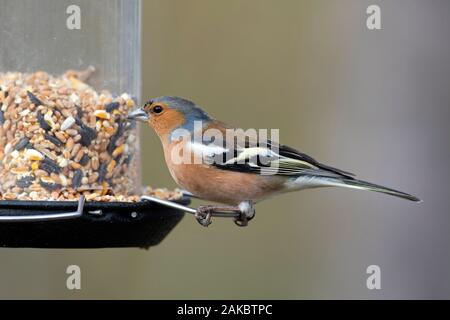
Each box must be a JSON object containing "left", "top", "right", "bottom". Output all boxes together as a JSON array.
[{"left": 152, "top": 105, "right": 163, "bottom": 114}]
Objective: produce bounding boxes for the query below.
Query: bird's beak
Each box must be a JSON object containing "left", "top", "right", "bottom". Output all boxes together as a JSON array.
[{"left": 127, "top": 107, "right": 149, "bottom": 121}]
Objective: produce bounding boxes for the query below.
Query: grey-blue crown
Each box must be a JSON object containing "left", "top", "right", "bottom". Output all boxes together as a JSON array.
[{"left": 150, "top": 96, "right": 211, "bottom": 123}]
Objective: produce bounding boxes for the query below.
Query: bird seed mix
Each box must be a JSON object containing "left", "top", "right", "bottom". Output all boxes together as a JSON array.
[{"left": 0, "top": 69, "right": 181, "bottom": 202}]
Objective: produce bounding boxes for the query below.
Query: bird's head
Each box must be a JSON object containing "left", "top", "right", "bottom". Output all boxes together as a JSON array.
[{"left": 127, "top": 96, "right": 212, "bottom": 139}]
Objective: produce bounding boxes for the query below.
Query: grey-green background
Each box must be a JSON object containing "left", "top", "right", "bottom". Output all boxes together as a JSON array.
[{"left": 1, "top": 0, "right": 449, "bottom": 299}]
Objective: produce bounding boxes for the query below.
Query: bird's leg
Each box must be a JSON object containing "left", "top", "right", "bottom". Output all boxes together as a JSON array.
[
  {"left": 194, "top": 201, "right": 255, "bottom": 227},
  {"left": 195, "top": 205, "right": 239, "bottom": 227},
  {"left": 195, "top": 205, "right": 218, "bottom": 227}
]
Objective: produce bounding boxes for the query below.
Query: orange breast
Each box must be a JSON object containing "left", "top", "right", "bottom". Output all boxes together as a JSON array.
[{"left": 163, "top": 142, "right": 285, "bottom": 205}]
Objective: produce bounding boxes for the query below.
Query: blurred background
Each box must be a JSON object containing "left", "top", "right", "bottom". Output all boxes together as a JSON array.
[{"left": 1, "top": 0, "right": 449, "bottom": 299}]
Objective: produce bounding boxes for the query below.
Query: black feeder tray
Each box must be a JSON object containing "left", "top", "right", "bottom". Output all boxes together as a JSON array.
[{"left": 0, "top": 195, "right": 191, "bottom": 248}]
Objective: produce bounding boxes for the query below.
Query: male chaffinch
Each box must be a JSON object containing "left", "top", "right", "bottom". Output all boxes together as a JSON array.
[{"left": 128, "top": 96, "right": 420, "bottom": 227}]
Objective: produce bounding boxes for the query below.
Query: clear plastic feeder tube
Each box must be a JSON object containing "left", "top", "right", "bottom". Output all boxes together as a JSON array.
[{"left": 0, "top": 0, "right": 142, "bottom": 200}]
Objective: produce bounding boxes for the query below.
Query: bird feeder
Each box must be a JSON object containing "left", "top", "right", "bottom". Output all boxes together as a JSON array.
[{"left": 0, "top": 0, "right": 189, "bottom": 248}]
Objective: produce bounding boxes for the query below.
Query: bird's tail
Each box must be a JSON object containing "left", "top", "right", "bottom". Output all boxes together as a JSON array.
[{"left": 318, "top": 177, "right": 421, "bottom": 202}]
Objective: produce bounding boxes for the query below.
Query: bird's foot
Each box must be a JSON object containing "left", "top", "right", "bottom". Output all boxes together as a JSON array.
[
  {"left": 195, "top": 205, "right": 215, "bottom": 227},
  {"left": 234, "top": 201, "right": 256, "bottom": 227},
  {"left": 195, "top": 202, "right": 256, "bottom": 227}
]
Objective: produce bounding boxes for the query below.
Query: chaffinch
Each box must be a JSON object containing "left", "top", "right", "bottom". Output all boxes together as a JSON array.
[{"left": 128, "top": 96, "right": 420, "bottom": 227}]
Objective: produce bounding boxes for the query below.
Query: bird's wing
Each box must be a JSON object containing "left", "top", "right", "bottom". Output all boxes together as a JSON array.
[
  {"left": 196, "top": 122, "right": 354, "bottom": 179},
  {"left": 209, "top": 139, "right": 355, "bottom": 179}
]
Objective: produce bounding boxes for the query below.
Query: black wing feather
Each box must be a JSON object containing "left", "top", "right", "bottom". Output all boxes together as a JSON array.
[
  {"left": 211, "top": 139, "right": 355, "bottom": 180},
  {"left": 268, "top": 140, "right": 355, "bottom": 179}
]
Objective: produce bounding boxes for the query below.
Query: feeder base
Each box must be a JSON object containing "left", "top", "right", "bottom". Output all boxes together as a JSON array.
[{"left": 0, "top": 198, "right": 188, "bottom": 248}]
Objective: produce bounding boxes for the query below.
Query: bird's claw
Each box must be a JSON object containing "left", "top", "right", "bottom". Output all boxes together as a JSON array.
[
  {"left": 195, "top": 205, "right": 214, "bottom": 227},
  {"left": 195, "top": 202, "right": 255, "bottom": 227},
  {"left": 234, "top": 202, "right": 255, "bottom": 227},
  {"left": 233, "top": 213, "right": 249, "bottom": 227}
]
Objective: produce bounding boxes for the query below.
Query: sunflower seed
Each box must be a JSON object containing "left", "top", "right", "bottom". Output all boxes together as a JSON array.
[
  {"left": 107, "top": 121, "right": 125, "bottom": 154},
  {"left": 39, "top": 176, "right": 61, "bottom": 191},
  {"left": 27, "top": 91, "right": 43, "bottom": 106},
  {"left": 60, "top": 116, "right": 75, "bottom": 130},
  {"left": 79, "top": 124, "right": 97, "bottom": 146},
  {"left": 16, "top": 176, "right": 34, "bottom": 188},
  {"left": 105, "top": 101, "right": 120, "bottom": 112},
  {"left": 98, "top": 163, "right": 107, "bottom": 182},
  {"left": 123, "top": 154, "right": 133, "bottom": 165},
  {"left": 37, "top": 111, "right": 51, "bottom": 130},
  {"left": 72, "top": 169, "right": 83, "bottom": 188},
  {"left": 76, "top": 105, "right": 83, "bottom": 117},
  {"left": 79, "top": 153, "right": 89, "bottom": 166},
  {"left": 15, "top": 137, "right": 30, "bottom": 151},
  {"left": 44, "top": 112, "right": 55, "bottom": 129},
  {"left": 35, "top": 146, "right": 57, "bottom": 160},
  {"left": 44, "top": 133, "right": 63, "bottom": 147},
  {"left": 39, "top": 157, "right": 61, "bottom": 174}
]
